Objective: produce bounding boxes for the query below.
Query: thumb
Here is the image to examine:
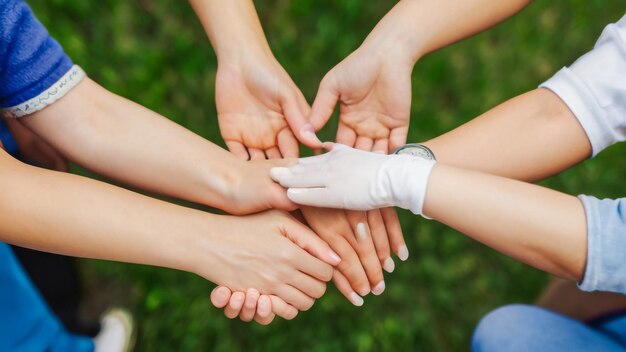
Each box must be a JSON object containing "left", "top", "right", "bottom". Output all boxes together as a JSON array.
[
  {"left": 281, "top": 93, "right": 322, "bottom": 149},
  {"left": 309, "top": 75, "right": 340, "bottom": 132}
]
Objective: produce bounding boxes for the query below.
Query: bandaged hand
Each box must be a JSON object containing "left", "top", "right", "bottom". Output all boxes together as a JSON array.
[{"left": 271, "top": 144, "right": 436, "bottom": 215}]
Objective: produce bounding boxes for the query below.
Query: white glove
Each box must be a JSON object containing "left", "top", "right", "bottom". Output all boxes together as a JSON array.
[{"left": 270, "top": 143, "right": 436, "bottom": 215}]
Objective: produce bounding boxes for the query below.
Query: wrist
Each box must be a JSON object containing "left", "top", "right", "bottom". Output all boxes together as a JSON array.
[
  {"left": 380, "top": 155, "right": 436, "bottom": 215},
  {"left": 361, "top": 0, "right": 428, "bottom": 65}
]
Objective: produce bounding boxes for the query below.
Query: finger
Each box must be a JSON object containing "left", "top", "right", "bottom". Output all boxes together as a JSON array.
[
  {"left": 368, "top": 209, "right": 392, "bottom": 271},
  {"left": 288, "top": 271, "right": 327, "bottom": 299},
  {"left": 381, "top": 207, "right": 409, "bottom": 261},
  {"left": 389, "top": 126, "right": 409, "bottom": 153},
  {"left": 210, "top": 286, "right": 232, "bottom": 309},
  {"left": 277, "top": 128, "right": 300, "bottom": 158},
  {"left": 256, "top": 294, "right": 273, "bottom": 318},
  {"left": 269, "top": 295, "right": 298, "bottom": 320},
  {"left": 225, "top": 141, "right": 250, "bottom": 160},
  {"left": 354, "top": 136, "right": 374, "bottom": 151},
  {"left": 224, "top": 291, "right": 245, "bottom": 319},
  {"left": 252, "top": 295, "right": 275, "bottom": 325},
  {"left": 345, "top": 211, "right": 385, "bottom": 295},
  {"left": 284, "top": 220, "right": 340, "bottom": 272},
  {"left": 248, "top": 148, "right": 266, "bottom": 160},
  {"left": 328, "top": 235, "right": 371, "bottom": 296},
  {"left": 254, "top": 312, "right": 276, "bottom": 326},
  {"left": 277, "top": 284, "right": 315, "bottom": 311},
  {"left": 282, "top": 92, "right": 321, "bottom": 148},
  {"left": 239, "top": 288, "right": 260, "bottom": 322},
  {"left": 287, "top": 188, "right": 345, "bottom": 209},
  {"left": 265, "top": 146, "right": 282, "bottom": 159},
  {"left": 372, "top": 139, "right": 389, "bottom": 154},
  {"left": 309, "top": 75, "right": 339, "bottom": 132},
  {"left": 332, "top": 270, "right": 364, "bottom": 307},
  {"left": 272, "top": 171, "right": 327, "bottom": 189},
  {"left": 335, "top": 122, "right": 357, "bottom": 147}
]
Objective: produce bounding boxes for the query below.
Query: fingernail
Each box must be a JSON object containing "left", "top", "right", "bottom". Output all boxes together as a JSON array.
[
  {"left": 329, "top": 250, "right": 341, "bottom": 264},
  {"left": 398, "top": 245, "right": 409, "bottom": 261},
  {"left": 349, "top": 292, "right": 364, "bottom": 307},
  {"left": 373, "top": 150, "right": 386, "bottom": 154},
  {"left": 383, "top": 257, "right": 395, "bottom": 273},
  {"left": 356, "top": 222, "right": 368, "bottom": 241},
  {"left": 372, "top": 280, "right": 386, "bottom": 296},
  {"left": 300, "top": 124, "right": 322, "bottom": 145},
  {"left": 358, "top": 286, "right": 370, "bottom": 297}
]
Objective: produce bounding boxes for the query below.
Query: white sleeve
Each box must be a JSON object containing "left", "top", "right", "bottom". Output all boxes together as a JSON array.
[{"left": 540, "top": 14, "right": 626, "bottom": 156}]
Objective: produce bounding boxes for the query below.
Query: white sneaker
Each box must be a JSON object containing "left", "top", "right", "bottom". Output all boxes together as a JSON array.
[{"left": 93, "top": 308, "right": 135, "bottom": 352}]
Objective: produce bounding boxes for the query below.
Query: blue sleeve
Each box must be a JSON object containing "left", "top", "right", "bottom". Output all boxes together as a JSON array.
[
  {"left": 0, "top": 0, "right": 73, "bottom": 108},
  {"left": 578, "top": 195, "right": 626, "bottom": 294}
]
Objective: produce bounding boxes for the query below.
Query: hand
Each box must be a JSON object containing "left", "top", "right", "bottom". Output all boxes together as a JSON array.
[
  {"left": 216, "top": 55, "right": 321, "bottom": 160},
  {"left": 223, "top": 157, "right": 298, "bottom": 215},
  {"left": 300, "top": 207, "right": 385, "bottom": 305},
  {"left": 195, "top": 210, "right": 339, "bottom": 311},
  {"left": 271, "top": 144, "right": 436, "bottom": 215},
  {"left": 309, "top": 45, "right": 413, "bottom": 153},
  {"left": 5, "top": 119, "right": 68, "bottom": 171}
]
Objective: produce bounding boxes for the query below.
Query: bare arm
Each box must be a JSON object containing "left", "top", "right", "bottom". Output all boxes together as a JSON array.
[
  {"left": 424, "top": 164, "right": 587, "bottom": 280},
  {"left": 20, "top": 78, "right": 294, "bottom": 215},
  {"left": 424, "top": 88, "right": 592, "bottom": 182},
  {"left": 272, "top": 145, "right": 588, "bottom": 281},
  {"left": 0, "top": 150, "right": 337, "bottom": 310}
]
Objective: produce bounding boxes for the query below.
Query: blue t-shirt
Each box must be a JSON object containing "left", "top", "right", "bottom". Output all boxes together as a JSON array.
[{"left": 0, "top": 0, "right": 74, "bottom": 108}]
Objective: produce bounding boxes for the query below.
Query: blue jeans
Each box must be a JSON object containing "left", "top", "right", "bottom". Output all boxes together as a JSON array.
[
  {"left": 0, "top": 243, "right": 94, "bottom": 352},
  {"left": 472, "top": 304, "right": 626, "bottom": 351}
]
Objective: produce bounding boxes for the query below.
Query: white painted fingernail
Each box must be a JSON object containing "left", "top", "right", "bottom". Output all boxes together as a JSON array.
[
  {"left": 349, "top": 292, "right": 364, "bottom": 307},
  {"left": 383, "top": 257, "right": 395, "bottom": 273},
  {"left": 398, "top": 245, "right": 409, "bottom": 261},
  {"left": 374, "top": 150, "right": 386, "bottom": 154},
  {"left": 372, "top": 280, "right": 386, "bottom": 295},
  {"left": 356, "top": 222, "right": 368, "bottom": 241}
]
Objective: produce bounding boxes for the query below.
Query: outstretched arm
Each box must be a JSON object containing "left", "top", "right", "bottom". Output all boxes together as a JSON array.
[
  {"left": 309, "top": 0, "right": 534, "bottom": 153},
  {"left": 0, "top": 150, "right": 338, "bottom": 315},
  {"left": 20, "top": 78, "right": 294, "bottom": 216},
  {"left": 272, "top": 144, "right": 587, "bottom": 280}
]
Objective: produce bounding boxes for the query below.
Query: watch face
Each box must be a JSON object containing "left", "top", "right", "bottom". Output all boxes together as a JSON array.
[{"left": 393, "top": 144, "right": 436, "bottom": 160}]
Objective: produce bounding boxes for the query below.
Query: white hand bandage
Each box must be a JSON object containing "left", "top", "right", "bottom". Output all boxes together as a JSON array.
[{"left": 270, "top": 144, "right": 436, "bottom": 215}]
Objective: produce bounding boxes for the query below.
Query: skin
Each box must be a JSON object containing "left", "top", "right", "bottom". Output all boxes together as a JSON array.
[
  {"left": 189, "top": 0, "right": 407, "bottom": 317},
  {"left": 7, "top": 78, "right": 346, "bottom": 321},
  {"left": 0, "top": 149, "right": 341, "bottom": 311},
  {"left": 202, "top": 0, "right": 546, "bottom": 318}
]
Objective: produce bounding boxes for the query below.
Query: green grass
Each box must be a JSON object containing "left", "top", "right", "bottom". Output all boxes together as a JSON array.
[{"left": 28, "top": 1, "right": 626, "bottom": 350}]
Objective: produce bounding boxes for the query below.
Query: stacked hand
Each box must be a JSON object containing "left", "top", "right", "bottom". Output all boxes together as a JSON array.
[
  {"left": 208, "top": 49, "right": 413, "bottom": 323},
  {"left": 194, "top": 0, "right": 418, "bottom": 325}
]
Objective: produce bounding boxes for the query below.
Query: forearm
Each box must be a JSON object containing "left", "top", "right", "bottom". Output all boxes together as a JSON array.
[
  {"left": 189, "top": 0, "right": 272, "bottom": 62},
  {"left": 23, "top": 78, "right": 242, "bottom": 209},
  {"left": 0, "top": 151, "right": 213, "bottom": 274},
  {"left": 423, "top": 163, "right": 587, "bottom": 280},
  {"left": 424, "top": 89, "right": 592, "bottom": 182},
  {"left": 363, "top": 0, "right": 532, "bottom": 63}
]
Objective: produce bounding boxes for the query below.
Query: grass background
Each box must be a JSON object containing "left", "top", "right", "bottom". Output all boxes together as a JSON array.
[{"left": 27, "top": 0, "right": 626, "bottom": 350}]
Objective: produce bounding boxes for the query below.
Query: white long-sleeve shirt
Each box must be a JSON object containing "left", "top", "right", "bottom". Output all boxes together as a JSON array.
[{"left": 540, "top": 13, "right": 626, "bottom": 294}]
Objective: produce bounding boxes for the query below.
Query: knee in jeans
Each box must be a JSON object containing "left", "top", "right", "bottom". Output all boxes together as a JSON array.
[{"left": 472, "top": 304, "right": 539, "bottom": 352}]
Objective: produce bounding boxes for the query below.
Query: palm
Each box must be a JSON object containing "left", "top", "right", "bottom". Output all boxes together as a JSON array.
[
  {"left": 216, "top": 62, "right": 303, "bottom": 159},
  {"left": 313, "top": 50, "right": 413, "bottom": 153}
]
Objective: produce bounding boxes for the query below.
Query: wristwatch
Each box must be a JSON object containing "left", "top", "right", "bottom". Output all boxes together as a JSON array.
[{"left": 392, "top": 144, "right": 436, "bottom": 161}]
